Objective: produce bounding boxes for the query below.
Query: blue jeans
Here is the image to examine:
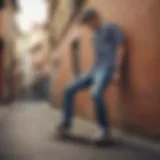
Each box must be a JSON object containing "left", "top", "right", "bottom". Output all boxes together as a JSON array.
[{"left": 62, "top": 66, "right": 113, "bottom": 130}]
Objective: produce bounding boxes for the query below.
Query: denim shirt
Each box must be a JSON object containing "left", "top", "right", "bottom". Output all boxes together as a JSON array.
[{"left": 93, "top": 24, "right": 124, "bottom": 69}]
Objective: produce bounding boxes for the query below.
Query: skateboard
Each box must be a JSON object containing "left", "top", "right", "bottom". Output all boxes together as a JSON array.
[{"left": 56, "top": 133, "right": 114, "bottom": 147}]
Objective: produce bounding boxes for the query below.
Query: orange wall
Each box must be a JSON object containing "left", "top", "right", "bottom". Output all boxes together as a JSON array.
[
  {"left": 0, "top": 48, "right": 4, "bottom": 100},
  {"left": 0, "top": 10, "right": 4, "bottom": 37},
  {"left": 51, "top": 0, "right": 160, "bottom": 137},
  {"left": 0, "top": 9, "right": 4, "bottom": 100}
]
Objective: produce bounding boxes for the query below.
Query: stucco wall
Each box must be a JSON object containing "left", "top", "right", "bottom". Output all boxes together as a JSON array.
[
  {"left": 0, "top": 10, "right": 4, "bottom": 37},
  {"left": 0, "top": 1, "right": 17, "bottom": 101},
  {"left": 0, "top": 9, "right": 5, "bottom": 100},
  {"left": 51, "top": 0, "right": 160, "bottom": 137}
]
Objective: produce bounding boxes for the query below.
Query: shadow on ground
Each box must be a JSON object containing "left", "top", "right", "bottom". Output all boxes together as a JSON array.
[{"left": 0, "top": 101, "right": 159, "bottom": 160}]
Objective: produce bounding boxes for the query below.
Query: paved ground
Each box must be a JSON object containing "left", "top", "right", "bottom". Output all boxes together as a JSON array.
[{"left": 0, "top": 101, "right": 159, "bottom": 160}]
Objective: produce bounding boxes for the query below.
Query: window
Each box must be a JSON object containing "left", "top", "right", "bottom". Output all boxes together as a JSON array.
[
  {"left": 0, "top": 0, "right": 5, "bottom": 10},
  {"left": 71, "top": 38, "right": 81, "bottom": 76},
  {"left": 11, "top": 0, "right": 19, "bottom": 11},
  {"left": 0, "top": 38, "right": 4, "bottom": 51},
  {"left": 0, "top": 38, "right": 4, "bottom": 57}
]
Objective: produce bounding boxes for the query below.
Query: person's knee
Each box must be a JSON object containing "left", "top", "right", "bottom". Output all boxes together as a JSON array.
[
  {"left": 64, "top": 84, "right": 75, "bottom": 96},
  {"left": 91, "top": 90, "right": 102, "bottom": 102}
]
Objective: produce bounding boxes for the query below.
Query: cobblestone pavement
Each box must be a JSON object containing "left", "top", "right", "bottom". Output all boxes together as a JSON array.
[{"left": 0, "top": 101, "right": 159, "bottom": 160}]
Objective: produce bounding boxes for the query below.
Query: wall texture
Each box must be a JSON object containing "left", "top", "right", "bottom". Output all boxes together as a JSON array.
[
  {"left": 0, "top": 0, "right": 18, "bottom": 101},
  {"left": 51, "top": 0, "right": 160, "bottom": 137},
  {"left": 0, "top": 6, "right": 5, "bottom": 100}
]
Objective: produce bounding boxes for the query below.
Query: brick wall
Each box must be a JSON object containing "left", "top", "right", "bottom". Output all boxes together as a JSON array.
[{"left": 50, "top": 0, "right": 160, "bottom": 137}]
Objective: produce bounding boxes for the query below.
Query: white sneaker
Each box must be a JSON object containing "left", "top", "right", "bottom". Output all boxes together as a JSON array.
[{"left": 92, "top": 128, "right": 113, "bottom": 145}]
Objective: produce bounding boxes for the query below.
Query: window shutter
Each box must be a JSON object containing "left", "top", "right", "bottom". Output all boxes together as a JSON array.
[
  {"left": 71, "top": 38, "right": 81, "bottom": 76},
  {"left": 0, "top": 0, "right": 5, "bottom": 10},
  {"left": 0, "top": 38, "right": 4, "bottom": 54},
  {"left": 11, "top": 0, "right": 19, "bottom": 11}
]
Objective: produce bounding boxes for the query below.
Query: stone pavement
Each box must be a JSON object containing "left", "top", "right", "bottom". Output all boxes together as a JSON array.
[{"left": 0, "top": 101, "right": 159, "bottom": 160}]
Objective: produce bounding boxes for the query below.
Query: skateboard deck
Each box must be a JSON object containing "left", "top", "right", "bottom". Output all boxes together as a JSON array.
[{"left": 56, "top": 133, "right": 115, "bottom": 147}]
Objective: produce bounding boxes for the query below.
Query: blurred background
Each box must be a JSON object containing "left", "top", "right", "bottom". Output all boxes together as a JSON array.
[{"left": 0, "top": 0, "right": 159, "bottom": 159}]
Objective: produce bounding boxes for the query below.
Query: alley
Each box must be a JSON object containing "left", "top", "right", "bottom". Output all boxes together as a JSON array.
[{"left": 0, "top": 101, "right": 159, "bottom": 160}]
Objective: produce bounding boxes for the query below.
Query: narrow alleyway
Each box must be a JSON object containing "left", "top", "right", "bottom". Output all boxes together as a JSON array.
[{"left": 0, "top": 101, "right": 159, "bottom": 160}]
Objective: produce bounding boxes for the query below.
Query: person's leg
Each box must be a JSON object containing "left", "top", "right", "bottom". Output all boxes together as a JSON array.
[
  {"left": 61, "top": 73, "right": 93, "bottom": 129},
  {"left": 91, "top": 67, "right": 113, "bottom": 137}
]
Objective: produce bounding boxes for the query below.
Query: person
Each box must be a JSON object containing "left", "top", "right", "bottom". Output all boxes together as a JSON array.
[{"left": 57, "top": 8, "right": 125, "bottom": 143}]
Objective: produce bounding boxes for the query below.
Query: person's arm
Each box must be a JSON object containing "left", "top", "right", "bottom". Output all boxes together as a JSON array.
[
  {"left": 112, "top": 26, "right": 125, "bottom": 84},
  {"left": 112, "top": 44, "right": 125, "bottom": 84},
  {"left": 115, "top": 44, "right": 125, "bottom": 74}
]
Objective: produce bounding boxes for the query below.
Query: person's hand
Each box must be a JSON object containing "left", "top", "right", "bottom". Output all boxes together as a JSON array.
[{"left": 112, "top": 72, "right": 120, "bottom": 85}]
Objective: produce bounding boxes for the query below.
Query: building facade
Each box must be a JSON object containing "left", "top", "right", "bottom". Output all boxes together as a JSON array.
[
  {"left": 0, "top": 0, "right": 6, "bottom": 101},
  {"left": 48, "top": 0, "right": 160, "bottom": 138},
  {"left": 0, "top": 0, "right": 19, "bottom": 102},
  {"left": 26, "top": 23, "right": 50, "bottom": 99}
]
